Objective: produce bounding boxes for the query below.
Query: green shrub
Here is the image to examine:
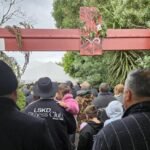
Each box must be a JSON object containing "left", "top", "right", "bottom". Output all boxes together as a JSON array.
[{"left": 16, "top": 89, "right": 26, "bottom": 110}]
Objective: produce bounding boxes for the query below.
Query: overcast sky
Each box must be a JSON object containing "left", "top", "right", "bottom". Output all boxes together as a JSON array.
[{"left": 3, "top": 0, "right": 65, "bottom": 65}]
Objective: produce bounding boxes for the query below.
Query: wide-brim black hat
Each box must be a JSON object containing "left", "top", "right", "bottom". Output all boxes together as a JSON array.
[{"left": 34, "top": 77, "right": 58, "bottom": 99}]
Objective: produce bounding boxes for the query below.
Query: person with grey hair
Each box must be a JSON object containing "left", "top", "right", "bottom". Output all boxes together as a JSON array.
[
  {"left": 92, "top": 83, "right": 116, "bottom": 110},
  {"left": 93, "top": 69, "right": 150, "bottom": 150}
]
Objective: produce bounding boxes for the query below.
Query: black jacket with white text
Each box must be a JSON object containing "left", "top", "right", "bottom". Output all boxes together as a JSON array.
[{"left": 24, "top": 99, "right": 76, "bottom": 150}]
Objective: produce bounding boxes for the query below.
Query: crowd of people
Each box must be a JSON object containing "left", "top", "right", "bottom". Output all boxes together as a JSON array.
[{"left": 0, "top": 60, "right": 150, "bottom": 150}]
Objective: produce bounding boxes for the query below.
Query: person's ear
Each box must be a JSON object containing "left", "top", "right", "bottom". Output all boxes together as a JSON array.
[
  {"left": 11, "top": 91, "right": 18, "bottom": 102},
  {"left": 123, "top": 89, "right": 132, "bottom": 110}
]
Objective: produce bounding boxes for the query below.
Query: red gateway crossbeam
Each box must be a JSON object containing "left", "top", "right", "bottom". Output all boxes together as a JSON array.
[
  {"left": 0, "top": 28, "right": 150, "bottom": 52},
  {"left": 0, "top": 29, "right": 80, "bottom": 51}
]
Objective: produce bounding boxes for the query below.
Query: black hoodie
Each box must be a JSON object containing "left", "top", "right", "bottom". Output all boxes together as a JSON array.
[
  {"left": 77, "top": 121, "right": 103, "bottom": 150},
  {"left": 24, "top": 99, "right": 76, "bottom": 150}
]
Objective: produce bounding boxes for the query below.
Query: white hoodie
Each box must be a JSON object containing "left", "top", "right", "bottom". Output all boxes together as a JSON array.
[{"left": 104, "top": 101, "right": 123, "bottom": 126}]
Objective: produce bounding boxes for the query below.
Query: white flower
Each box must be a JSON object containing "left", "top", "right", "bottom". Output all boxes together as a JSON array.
[{"left": 97, "top": 24, "right": 102, "bottom": 31}]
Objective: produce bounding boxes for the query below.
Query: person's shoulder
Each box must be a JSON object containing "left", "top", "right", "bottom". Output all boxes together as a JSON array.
[
  {"left": 94, "top": 120, "right": 122, "bottom": 149},
  {"left": 109, "top": 95, "right": 117, "bottom": 100},
  {"left": 79, "top": 123, "right": 94, "bottom": 138},
  {"left": 92, "top": 97, "right": 100, "bottom": 107},
  {"left": 103, "top": 93, "right": 116, "bottom": 99},
  {"left": 12, "top": 110, "right": 45, "bottom": 131},
  {"left": 94, "top": 93, "right": 108, "bottom": 100},
  {"left": 98, "top": 119, "right": 121, "bottom": 135},
  {"left": 94, "top": 116, "right": 142, "bottom": 149},
  {"left": 26, "top": 99, "right": 41, "bottom": 107},
  {"left": 93, "top": 96, "right": 100, "bottom": 102},
  {"left": 95, "top": 121, "right": 119, "bottom": 146},
  {"left": 81, "top": 123, "right": 92, "bottom": 131},
  {"left": 62, "top": 105, "right": 75, "bottom": 120},
  {"left": 18, "top": 110, "right": 44, "bottom": 124},
  {"left": 26, "top": 99, "right": 57, "bottom": 108},
  {"left": 97, "top": 116, "right": 133, "bottom": 138}
]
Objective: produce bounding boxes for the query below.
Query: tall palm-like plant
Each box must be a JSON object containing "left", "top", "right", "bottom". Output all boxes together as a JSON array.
[{"left": 108, "top": 51, "right": 143, "bottom": 85}]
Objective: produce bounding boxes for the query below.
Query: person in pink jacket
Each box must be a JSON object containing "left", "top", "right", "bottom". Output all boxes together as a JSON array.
[{"left": 56, "top": 83, "right": 79, "bottom": 115}]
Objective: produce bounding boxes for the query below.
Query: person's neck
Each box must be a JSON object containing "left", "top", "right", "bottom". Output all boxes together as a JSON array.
[
  {"left": 123, "top": 100, "right": 150, "bottom": 118},
  {"left": 125, "top": 97, "right": 150, "bottom": 110}
]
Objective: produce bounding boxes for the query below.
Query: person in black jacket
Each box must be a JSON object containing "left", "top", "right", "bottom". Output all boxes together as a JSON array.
[
  {"left": 24, "top": 77, "right": 76, "bottom": 150},
  {"left": 77, "top": 105, "right": 103, "bottom": 150},
  {"left": 93, "top": 69, "right": 150, "bottom": 150},
  {"left": 0, "top": 60, "right": 56, "bottom": 150}
]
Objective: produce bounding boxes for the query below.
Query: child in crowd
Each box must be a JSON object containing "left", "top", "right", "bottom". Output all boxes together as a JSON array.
[
  {"left": 104, "top": 100, "right": 123, "bottom": 126},
  {"left": 77, "top": 105, "right": 103, "bottom": 150},
  {"left": 56, "top": 83, "right": 79, "bottom": 115}
]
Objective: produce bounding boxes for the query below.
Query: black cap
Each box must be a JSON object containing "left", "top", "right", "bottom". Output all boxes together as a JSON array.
[{"left": 0, "top": 60, "right": 18, "bottom": 96}]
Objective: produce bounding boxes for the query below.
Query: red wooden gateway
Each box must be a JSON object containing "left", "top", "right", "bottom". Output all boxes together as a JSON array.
[
  {"left": 0, "top": 29, "right": 80, "bottom": 51},
  {"left": 0, "top": 7, "right": 150, "bottom": 55}
]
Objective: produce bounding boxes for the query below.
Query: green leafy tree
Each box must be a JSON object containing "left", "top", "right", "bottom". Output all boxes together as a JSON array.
[
  {"left": 96, "top": 0, "right": 150, "bottom": 84},
  {"left": 53, "top": 0, "right": 83, "bottom": 28},
  {"left": 16, "top": 89, "right": 26, "bottom": 110},
  {"left": 63, "top": 52, "right": 109, "bottom": 87},
  {"left": 63, "top": 52, "right": 77, "bottom": 77},
  {"left": 53, "top": 0, "right": 150, "bottom": 86}
]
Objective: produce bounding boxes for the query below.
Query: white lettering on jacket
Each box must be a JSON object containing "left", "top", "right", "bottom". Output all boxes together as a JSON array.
[
  {"left": 34, "top": 108, "right": 52, "bottom": 113},
  {"left": 27, "top": 108, "right": 64, "bottom": 121}
]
